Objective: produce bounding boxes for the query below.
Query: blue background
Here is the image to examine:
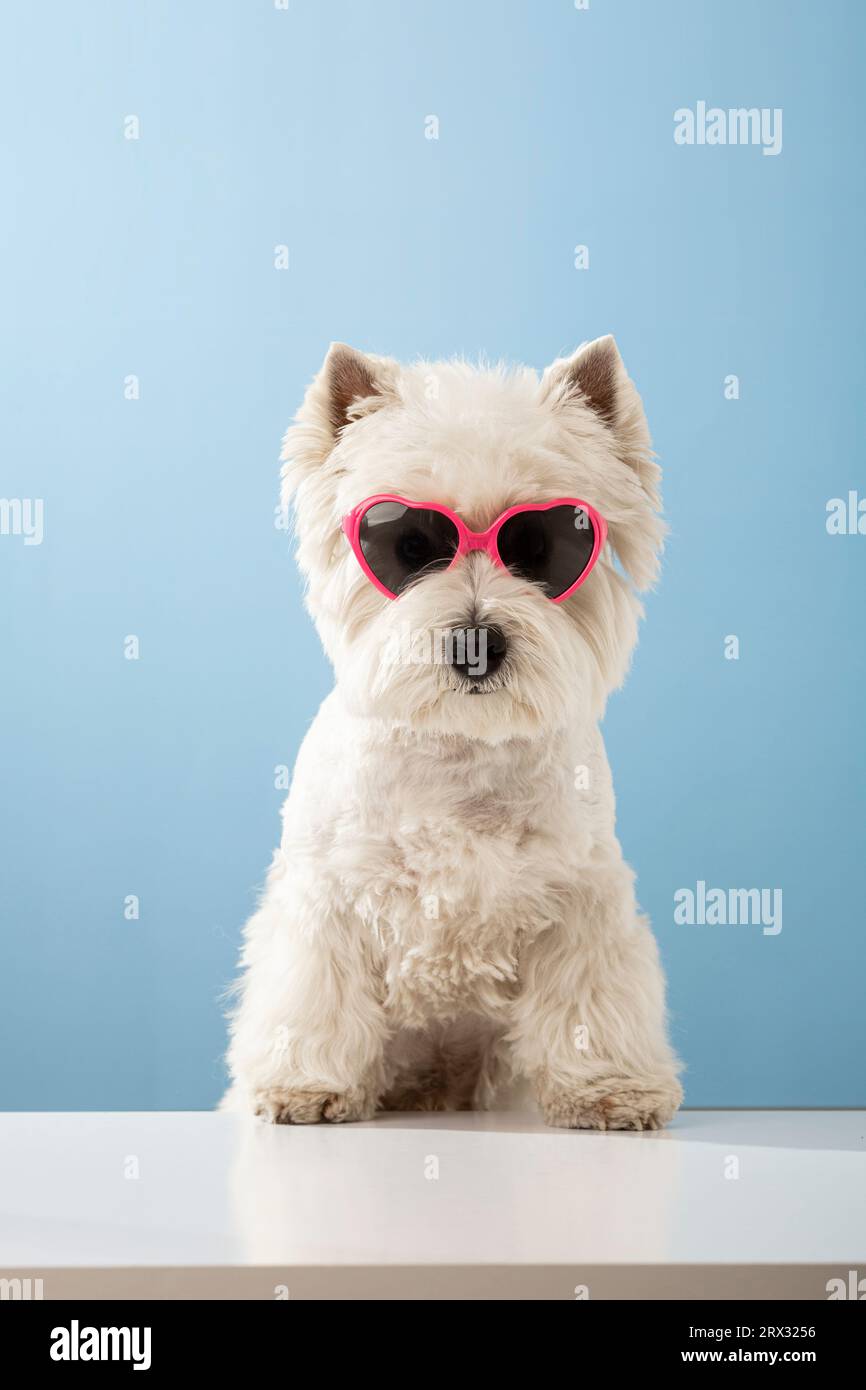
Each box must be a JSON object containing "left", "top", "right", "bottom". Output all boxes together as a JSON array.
[{"left": 2, "top": 0, "right": 864, "bottom": 1109}]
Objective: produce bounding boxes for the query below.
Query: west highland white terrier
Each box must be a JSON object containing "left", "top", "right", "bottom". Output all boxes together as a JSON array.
[{"left": 226, "top": 338, "right": 683, "bottom": 1129}]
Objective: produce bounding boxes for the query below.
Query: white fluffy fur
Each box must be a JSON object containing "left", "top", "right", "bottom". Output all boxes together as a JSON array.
[{"left": 225, "top": 338, "right": 683, "bottom": 1129}]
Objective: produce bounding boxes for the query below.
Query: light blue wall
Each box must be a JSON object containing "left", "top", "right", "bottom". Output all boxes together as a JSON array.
[{"left": 2, "top": 0, "right": 863, "bottom": 1109}]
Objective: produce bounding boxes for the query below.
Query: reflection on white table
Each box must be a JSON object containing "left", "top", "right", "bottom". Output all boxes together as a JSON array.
[{"left": 1, "top": 1109, "right": 864, "bottom": 1298}]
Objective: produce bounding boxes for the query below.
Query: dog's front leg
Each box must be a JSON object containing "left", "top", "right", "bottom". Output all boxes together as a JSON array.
[
  {"left": 510, "top": 865, "right": 683, "bottom": 1130},
  {"left": 226, "top": 899, "right": 387, "bottom": 1124}
]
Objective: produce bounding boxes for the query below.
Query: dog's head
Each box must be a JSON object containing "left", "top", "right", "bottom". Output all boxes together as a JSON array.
[{"left": 281, "top": 340, "right": 663, "bottom": 742}]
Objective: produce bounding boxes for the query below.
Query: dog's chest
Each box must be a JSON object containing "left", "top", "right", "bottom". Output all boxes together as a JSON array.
[{"left": 351, "top": 772, "right": 578, "bottom": 1024}]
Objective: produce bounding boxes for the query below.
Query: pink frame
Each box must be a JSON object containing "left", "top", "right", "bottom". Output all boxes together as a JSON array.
[{"left": 341, "top": 495, "right": 608, "bottom": 603}]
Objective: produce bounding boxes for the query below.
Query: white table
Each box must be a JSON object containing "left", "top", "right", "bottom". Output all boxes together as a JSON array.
[{"left": 2, "top": 1110, "right": 864, "bottom": 1299}]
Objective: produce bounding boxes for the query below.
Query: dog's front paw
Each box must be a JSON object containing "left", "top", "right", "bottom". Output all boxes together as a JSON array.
[
  {"left": 253, "top": 1085, "right": 376, "bottom": 1125},
  {"left": 538, "top": 1072, "right": 683, "bottom": 1131}
]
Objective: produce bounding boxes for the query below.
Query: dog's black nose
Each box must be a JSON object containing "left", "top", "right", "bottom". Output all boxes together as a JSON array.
[{"left": 446, "top": 625, "right": 507, "bottom": 680}]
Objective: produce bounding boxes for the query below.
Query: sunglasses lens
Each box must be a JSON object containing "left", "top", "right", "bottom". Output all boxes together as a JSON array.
[
  {"left": 358, "top": 502, "right": 460, "bottom": 596},
  {"left": 497, "top": 504, "right": 598, "bottom": 599}
]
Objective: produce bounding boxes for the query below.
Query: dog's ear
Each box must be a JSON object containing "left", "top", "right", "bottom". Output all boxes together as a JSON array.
[
  {"left": 541, "top": 335, "right": 622, "bottom": 426},
  {"left": 320, "top": 342, "right": 396, "bottom": 436},
  {"left": 280, "top": 344, "right": 398, "bottom": 577},
  {"left": 281, "top": 341, "right": 397, "bottom": 503},
  {"left": 541, "top": 337, "right": 663, "bottom": 589},
  {"left": 288, "top": 342, "right": 397, "bottom": 464}
]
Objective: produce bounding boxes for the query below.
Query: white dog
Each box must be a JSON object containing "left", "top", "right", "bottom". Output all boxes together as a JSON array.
[{"left": 226, "top": 338, "right": 683, "bottom": 1129}]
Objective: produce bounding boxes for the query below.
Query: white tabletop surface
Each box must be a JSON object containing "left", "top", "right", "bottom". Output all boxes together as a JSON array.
[{"left": 2, "top": 1109, "right": 864, "bottom": 1298}]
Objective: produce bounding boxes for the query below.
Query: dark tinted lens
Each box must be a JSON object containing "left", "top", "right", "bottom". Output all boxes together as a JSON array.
[
  {"left": 359, "top": 502, "right": 460, "bottom": 595},
  {"left": 497, "top": 504, "right": 597, "bottom": 599}
]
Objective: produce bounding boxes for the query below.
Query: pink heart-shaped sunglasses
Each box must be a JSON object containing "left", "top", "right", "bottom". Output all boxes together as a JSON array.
[{"left": 342, "top": 495, "right": 608, "bottom": 602}]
